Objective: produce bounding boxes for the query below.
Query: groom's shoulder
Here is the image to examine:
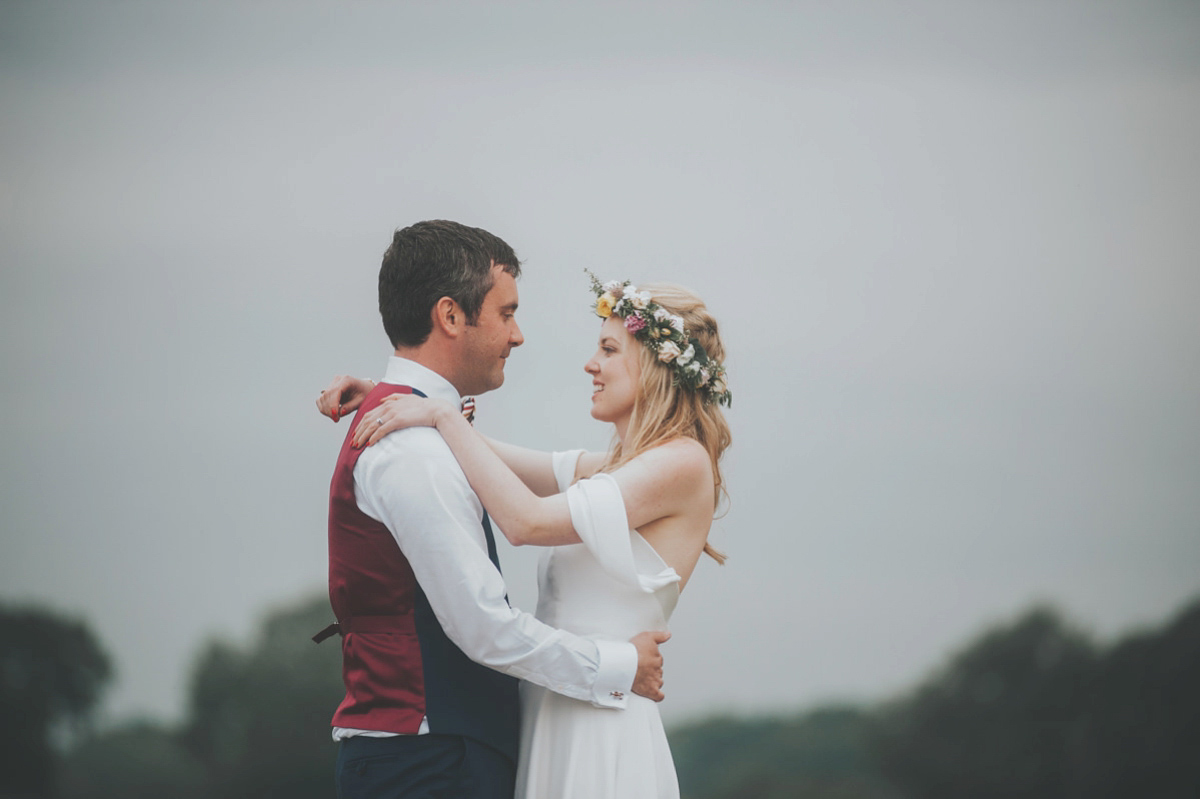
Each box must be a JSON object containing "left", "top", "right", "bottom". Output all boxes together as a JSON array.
[
  {"left": 351, "top": 427, "right": 481, "bottom": 524},
  {"left": 355, "top": 425, "right": 464, "bottom": 478}
]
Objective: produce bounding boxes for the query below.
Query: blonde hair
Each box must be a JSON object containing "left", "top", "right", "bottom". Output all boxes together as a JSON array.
[{"left": 598, "top": 283, "right": 732, "bottom": 563}]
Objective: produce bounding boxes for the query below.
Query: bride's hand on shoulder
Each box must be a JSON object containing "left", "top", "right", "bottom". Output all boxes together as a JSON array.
[
  {"left": 316, "top": 375, "right": 375, "bottom": 422},
  {"left": 352, "top": 394, "right": 458, "bottom": 448}
]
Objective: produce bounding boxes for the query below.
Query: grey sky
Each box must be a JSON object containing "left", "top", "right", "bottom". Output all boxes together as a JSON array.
[{"left": 2, "top": 0, "right": 1198, "bottom": 726}]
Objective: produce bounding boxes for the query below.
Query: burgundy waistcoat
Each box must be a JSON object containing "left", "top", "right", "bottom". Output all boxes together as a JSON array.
[{"left": 324, "top": 383, "right": 519, "bottom": 759}]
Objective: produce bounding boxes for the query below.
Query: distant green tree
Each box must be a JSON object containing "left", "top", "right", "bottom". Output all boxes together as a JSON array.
[
  {"left": 1075, "top": 597, "right": 1200, "bottom": 799},
  {"left": 58, "top": 721, "right": 209, "bottom": 799},
  {"left": 870, "top": 606, "right": 1098, "bottom": 799},
  {"left": 182, "top": 593, "right": 344, "bottom": 799},
  {"left": 0, "top": 605, "right": 112, "bottom": 799},
  {"left": 670, "top": 706, "right": 898, "bottom": 799}
]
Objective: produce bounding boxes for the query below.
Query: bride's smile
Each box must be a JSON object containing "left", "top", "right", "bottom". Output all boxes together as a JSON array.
[{"left": 584, "top": 316, "right": 642, "bottom": 433}]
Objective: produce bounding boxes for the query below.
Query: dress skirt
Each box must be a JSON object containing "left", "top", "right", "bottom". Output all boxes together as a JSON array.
[{"left": 516, "top": 682, "right": 679, "bottom": 799}]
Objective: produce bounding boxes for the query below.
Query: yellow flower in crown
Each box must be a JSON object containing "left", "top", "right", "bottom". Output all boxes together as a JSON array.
[{"left": 596, "top": 292, "right": 616, "bottom": 318}]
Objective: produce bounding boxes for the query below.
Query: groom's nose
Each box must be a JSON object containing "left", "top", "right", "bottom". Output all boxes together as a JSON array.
[{"left": 508, "top": 319, "right": 524, "bottom": 348}]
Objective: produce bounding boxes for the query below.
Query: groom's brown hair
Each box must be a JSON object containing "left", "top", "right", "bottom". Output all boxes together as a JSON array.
[{"left": 379, "top": 220, "right": 521, "bottom": 348}]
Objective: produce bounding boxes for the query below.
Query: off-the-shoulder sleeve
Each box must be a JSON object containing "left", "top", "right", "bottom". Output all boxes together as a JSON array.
[
  {"left": 551, "top": 449, "right": 585, "bottom": 493},
  {"left": 565, "top": 472, "right": 681, "bottom": 593}
]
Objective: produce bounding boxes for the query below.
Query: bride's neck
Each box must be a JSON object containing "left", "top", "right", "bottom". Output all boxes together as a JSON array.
[{"left": 613, "top": 415, "right": 631, "bottom": 448}]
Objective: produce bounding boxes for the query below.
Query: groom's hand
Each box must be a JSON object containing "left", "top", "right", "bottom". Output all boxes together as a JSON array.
[{"left": 630, "top": 630, "right": 671, "bottom": 702}]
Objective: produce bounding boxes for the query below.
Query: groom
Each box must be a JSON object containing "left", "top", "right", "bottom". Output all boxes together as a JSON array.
[{"left": 317, "top": 220, "right": 669, "bottom": 799}]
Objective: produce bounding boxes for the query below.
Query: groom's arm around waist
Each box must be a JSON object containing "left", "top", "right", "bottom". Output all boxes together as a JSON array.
[{"left": 354, "top": 427, "right": 635, "bottom": 709}]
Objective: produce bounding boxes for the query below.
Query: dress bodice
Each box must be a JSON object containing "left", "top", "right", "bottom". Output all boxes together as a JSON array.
[
  {"left": 535, "top": 533, "right": 679, "bottom": 638},
  {"left": 534, "top": 454, "right": 681, "bottom": 639}
]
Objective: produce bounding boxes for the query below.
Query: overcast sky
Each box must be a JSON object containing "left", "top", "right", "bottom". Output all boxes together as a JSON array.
[{"left": 2, "top": 0, "right": 1198, "bottom": 727}]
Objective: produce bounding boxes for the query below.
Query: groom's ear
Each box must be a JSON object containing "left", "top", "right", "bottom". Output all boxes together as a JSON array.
[{"left": 431, "top": 296, "right": 465, "bottom": 338}]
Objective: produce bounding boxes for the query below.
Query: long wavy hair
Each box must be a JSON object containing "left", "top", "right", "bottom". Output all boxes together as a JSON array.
[{"left": 596, "top": 283, "right": 732, "bottom": 563}]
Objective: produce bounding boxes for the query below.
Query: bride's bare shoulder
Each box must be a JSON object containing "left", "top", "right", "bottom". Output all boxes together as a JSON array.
[{"left": 628, "top": 437, "right": 712, "bottom": 482}]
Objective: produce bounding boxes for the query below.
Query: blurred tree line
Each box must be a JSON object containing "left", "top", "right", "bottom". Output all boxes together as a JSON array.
[
  {"left": 1, "top": 596, "right": 342, "bottom": 799},
  {"left": 672, "top": 597, "right": 1200, "bottom": 799},
  {"left": 3, "top": 593, "right": 1197, "bottom": 798}
]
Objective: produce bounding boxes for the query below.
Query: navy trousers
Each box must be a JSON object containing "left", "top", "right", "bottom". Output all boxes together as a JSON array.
[{"left": 335, "top": 734, "right": 515, "bottom": 799}]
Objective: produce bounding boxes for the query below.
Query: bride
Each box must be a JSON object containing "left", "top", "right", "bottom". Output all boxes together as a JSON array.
[{"left": 327, "top": 275, "right": 731, "bottom": 799}]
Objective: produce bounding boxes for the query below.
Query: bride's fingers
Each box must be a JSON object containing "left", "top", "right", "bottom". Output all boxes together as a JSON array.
[
  {"left": 337, "top": 387, "right": 367, "bottom": 415},
  {"left": 363, "top": 417, "right": 390, "bottom": 447},
  {"left": 356, "top": 411, "right": 395, "bottom": 448},
  {"left": 350, "top": 395, "right": 396, "bottom": 437},
  {"left": 316, "top": 389, "right": 336, "bottom": 420},
  {"left": 352, "top": 412, "right": 380, "bottom": 447},
  {"left": 319, "top": 376, "right": 353, "bottom": 421},
  {"left": 352, "top": 395, "right": 438, "bottom": 447}
]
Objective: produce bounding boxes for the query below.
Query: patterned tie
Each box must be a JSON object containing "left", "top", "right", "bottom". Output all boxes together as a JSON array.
[{"left": 460, "top": 396, "right": 476, "bottom": 425}]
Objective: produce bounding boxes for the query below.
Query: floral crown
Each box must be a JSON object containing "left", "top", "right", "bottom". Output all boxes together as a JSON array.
[{"left": 587, "top": 271, "right": 731, "bottom": 407}]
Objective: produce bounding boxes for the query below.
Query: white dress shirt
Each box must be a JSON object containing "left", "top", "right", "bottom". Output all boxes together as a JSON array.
[{"left": 334, "top": 357, "right": 637, "bottom": 740}]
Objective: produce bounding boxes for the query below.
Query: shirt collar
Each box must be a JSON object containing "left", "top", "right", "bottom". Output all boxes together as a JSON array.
[{"left": 380, "top": 357, "right": 463, "bottom": 406}]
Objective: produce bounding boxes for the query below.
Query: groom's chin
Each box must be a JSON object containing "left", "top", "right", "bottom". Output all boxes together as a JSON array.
[{"left": 477, "top": 370, "right": 505, "bottom": 395}]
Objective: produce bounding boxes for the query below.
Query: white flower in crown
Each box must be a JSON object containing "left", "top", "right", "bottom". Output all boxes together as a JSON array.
[
  {"left": 624, "top": 284, "right": 638, "bottom": 297},
  {"left": 669, "top": 314, "right": 685, "bottom": 333},
  {"left": 677, "top": 343, "right": 695, "bottom": 366},
  {"left": 658, "top": 340, "right": 681, "bottom": 362},
  {"left": 711, "top": 377, "right": 726, "bottom": 395},
  {"left": 698, "top": 368, "right": 711, "bottom": 386},
  {"left": 686, "top": 361, "right": 701, "bottom": 374},
  {"left": 603, "top": 280, "right": 625, "bottom": 296},
  {"left": 630, "top": 290, "right": 652, "bottom": 310},
  {"left": 653, "top": 307, "right": 670, "bottom": 323}
]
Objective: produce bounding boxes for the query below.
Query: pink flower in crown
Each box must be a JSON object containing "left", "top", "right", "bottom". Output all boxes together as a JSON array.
[{"left": 624, "top": 313, "right": 647, "bottom": 333}]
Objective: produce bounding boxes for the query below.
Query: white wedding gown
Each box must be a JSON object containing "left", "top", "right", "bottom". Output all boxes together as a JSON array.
[{"left": 515, "top": 452, "right": 683, "bottom": 799}]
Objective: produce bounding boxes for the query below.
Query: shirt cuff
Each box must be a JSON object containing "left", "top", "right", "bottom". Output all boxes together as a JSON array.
[{"left": 589, "top": 639, "right": 638, "bottom": 709}]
